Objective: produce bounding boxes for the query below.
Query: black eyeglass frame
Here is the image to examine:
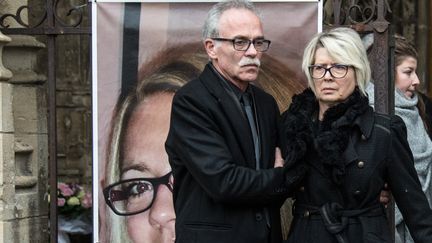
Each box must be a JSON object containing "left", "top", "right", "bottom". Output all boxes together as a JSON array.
[
  {"left": 103, "top": 172, "right": 173, "bottom": 216},
  {"left": 211, "top": 37, "right": 271, "bottom": 52},
  {"left": 308, "top": 64, "right": 353, "bottom": 79}
]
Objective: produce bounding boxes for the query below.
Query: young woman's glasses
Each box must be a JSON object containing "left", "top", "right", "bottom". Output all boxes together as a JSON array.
[
  {"left": 212, "top": 37, "right": 271, "bottom": 52},
  {"left": 103, "top": 172, "right": 173, "bottom": 216},
  {"left": 308, "top": 64, "right": 352, "bottom": 79}
]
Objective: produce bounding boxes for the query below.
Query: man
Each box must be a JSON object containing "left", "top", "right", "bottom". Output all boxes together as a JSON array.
[{"left": 165, "top": 1, "right": 306, "bottom": 242}]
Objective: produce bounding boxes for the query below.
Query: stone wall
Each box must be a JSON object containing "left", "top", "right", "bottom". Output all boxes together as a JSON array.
[{"left": 0, "top": 0, "right": 92, "bottom": 241}]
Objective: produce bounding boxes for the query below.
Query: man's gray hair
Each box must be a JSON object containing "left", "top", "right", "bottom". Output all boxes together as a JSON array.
[{"left": 202, "top": 0, "right": 261, "bottom": 40}]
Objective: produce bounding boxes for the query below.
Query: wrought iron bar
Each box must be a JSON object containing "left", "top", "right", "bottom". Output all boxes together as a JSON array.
[{"left": 46, "top": 0, "right": 58, "bottom": 241}]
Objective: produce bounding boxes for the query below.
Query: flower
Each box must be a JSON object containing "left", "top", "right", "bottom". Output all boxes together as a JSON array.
[
  {"left": 81, "top": 192, "right": 92, "bottom": 209},
  {"left": 58, "top": 183, "right": 74, "bottom": 197},
  {"left": 56, "top": 182, "right": 92, "bottom": 218},
  {"left": 58, "top": 198, "right": 66, "bottom": 207},
  {"left": 67, "top": 197, "right": 80, "bottom": 206}
]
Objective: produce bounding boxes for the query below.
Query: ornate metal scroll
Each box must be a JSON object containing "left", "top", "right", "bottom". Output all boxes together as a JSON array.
[
  {"left": 0, "top": 0, "right": 90, "bottom": 34},
  {"left": 323, "top": 0, "right": 391, "bottom": 32}
]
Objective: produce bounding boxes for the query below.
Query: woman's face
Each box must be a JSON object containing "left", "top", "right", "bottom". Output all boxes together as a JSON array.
[
  {"left": 395, "top": 56, "right": 419, "bottom": 99},
  {"left": 121, "top": 92, "right": 176, "bottom": 243},
  {"left": 312, "top": 47, "right": 356, "bottom": 111}
]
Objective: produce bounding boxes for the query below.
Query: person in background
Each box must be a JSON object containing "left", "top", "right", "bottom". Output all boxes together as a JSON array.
[
  {"left": 165, "top": 0, "right": 307, "bottom": 242},
  {"left": 282, "top": 27, "right": 432, "bottom": 243},
  {"left": 366, "top": 34, "right": 432, "bottom": 243}
]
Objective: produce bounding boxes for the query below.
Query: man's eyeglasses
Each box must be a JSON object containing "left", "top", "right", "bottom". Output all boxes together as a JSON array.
[
  {"left": 212, "top": 37, "right": 271, "bottom": 52},
  {"left": 308, "top": 64, "right": 352, "bottom": 79},
  {"left": 103, "top": 172, "right": 173, "bottom": 216}
]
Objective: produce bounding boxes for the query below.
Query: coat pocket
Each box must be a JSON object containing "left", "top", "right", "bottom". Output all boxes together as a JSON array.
[{"left": 177, "top": 221, "right": 233, "bottom": 243}]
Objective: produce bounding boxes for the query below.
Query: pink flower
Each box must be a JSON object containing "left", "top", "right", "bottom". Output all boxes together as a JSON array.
[
  {"left": 58, "top": 183, "right": 74, "bottom": 197},
  {"left": 81, "top": 192, "right": 92, "bottom": 209},
  {"left": 58, "top": 198, "right": 66, "bottom": 207}
]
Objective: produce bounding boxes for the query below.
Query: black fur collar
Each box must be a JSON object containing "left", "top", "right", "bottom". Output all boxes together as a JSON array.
[{"left": 282, "top": 87, "right": 370, "bottom": 185}]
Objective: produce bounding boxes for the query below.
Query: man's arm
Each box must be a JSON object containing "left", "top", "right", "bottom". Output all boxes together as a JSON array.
[{"left": 167, "top": 92, "right": 287, "bottom": 205}]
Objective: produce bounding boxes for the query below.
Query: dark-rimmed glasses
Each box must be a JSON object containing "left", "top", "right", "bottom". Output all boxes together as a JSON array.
[
  {"left": 308, "top": 64, "right": 352, "bottom": 79},
  {"left": 103, "top": 172, "right": 173, "bottom": 216},
  {"left": 211, "top": 37, "right": 271, "bottom": 52}
]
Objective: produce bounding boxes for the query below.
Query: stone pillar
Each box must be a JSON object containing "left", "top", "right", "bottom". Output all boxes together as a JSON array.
[
  {"left": 7, "top": 34, "right": 49, "bottom": 243},
  {"left": 0, "top": 30, "right": 15, "bottom": 243},
  {"left": 0, "top": 30, "right": 49, "bottom": 243}
]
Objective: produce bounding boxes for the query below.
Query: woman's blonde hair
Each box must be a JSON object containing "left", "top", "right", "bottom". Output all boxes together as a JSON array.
[{"left": 302, "top": 27, "right": 371, "bottom": 96}]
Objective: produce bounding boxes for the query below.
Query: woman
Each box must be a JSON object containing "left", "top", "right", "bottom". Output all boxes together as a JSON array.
[
  {"left": 102, "top": 45, "right": 205, "bottom": 243},
  {"left": 103, "top": 82, "right": 178, "bottom": 243},
  {"left": 281, "top": 27, "right": 432, "bottom": 243},
  {"left": 366, "top": 35, "right": 432, "bottom": 243}
]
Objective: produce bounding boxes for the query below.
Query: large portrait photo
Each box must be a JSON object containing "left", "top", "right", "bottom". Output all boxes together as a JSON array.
[{"left": 93, "top": 1, "right": 321, "bottom": 242}]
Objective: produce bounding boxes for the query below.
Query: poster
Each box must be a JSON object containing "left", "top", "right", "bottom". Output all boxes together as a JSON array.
[{"left": 92, "top": 1, "right": 321, "bottom": 242}]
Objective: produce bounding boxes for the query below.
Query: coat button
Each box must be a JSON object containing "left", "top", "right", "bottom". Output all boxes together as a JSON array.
[
  {"left": 299, "top": 186, "right": 305, "bottom": 192},
  {"left": 354, "top": 190, "right": 361, "bottom": 195},
  {"left": 357, "top": 161, "right": 365, "bottom": 168},
  {"left": 303, "top": 210, "right": 310, "bottom": 217},
  {"left": 255, "top": 213, "right": 263, "bottom": 221}
]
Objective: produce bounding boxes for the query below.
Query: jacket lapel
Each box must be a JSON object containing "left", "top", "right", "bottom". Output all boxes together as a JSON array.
[{"left": 198, "top": 65, "right": 256, "bottom": 166}]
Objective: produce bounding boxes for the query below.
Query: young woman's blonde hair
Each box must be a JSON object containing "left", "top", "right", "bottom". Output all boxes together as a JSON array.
[{"left": 302, "top": 27, "right": 371, "bottom": 96}]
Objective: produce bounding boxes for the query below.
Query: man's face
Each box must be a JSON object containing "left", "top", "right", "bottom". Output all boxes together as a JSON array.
[{"left": 206, "top": 8, "right": 264, "bottom": 90}]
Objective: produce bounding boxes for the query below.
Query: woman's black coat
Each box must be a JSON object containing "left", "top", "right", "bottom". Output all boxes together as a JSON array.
[{"left": 282, "top": 88, "right": 432, "bottom": 243}]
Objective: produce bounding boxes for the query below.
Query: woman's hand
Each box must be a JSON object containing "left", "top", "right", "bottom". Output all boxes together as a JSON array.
[
  {"left": 274, "top": 147, "right": 284, "bottom": 168},
  {"left": 380, "top": 183, "right": 391, "bottom": 207}
]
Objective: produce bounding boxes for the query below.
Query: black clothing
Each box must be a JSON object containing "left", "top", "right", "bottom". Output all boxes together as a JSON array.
[
  {"left": 166, "top": 64, "right": 305, "bottom": 243},
  {"left": 282, "top": 88, "right": 432, "bottom": 243}
]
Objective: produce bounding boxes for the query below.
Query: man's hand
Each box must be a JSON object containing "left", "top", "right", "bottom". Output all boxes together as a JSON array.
[
  {"left": 379, "top": 183, "right": 391, "bottom": 208},
  {"left": 274, "top": 147, "right": 284, "bottom": 168}
]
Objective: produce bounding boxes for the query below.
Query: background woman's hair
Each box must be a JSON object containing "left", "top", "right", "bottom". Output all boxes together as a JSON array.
[{"left": 394, "top": 34, "right": 418, "bottom": 67}]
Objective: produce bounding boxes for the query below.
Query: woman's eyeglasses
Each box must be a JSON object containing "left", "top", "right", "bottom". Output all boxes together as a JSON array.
[
  {"left": 103, "top": 172, "right": 173, "bottom": 216},
  {"left": 308, "top": 64, "right": 352, "bottom": 79}
]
